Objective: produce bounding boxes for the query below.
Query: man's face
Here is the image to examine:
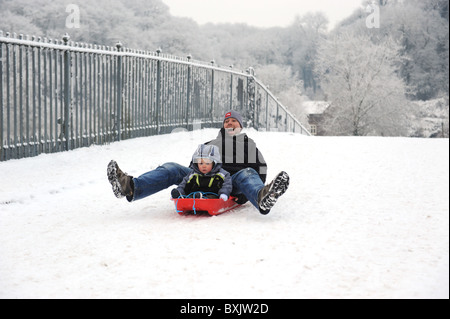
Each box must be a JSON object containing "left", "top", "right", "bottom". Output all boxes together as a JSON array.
[{"left": 224, "top": 118, "right": 242, "bottom": 136}]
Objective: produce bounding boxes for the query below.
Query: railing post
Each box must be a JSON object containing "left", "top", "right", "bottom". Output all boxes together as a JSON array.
[
  {"left": 156, "top": 48, "right": 162, "bottom": 134},
  {"left": 246, "top": 67, "right": 256, "bottom": 129},
  {"left": 210, "top": 60, "right": 215, "bottom": 126},
  {"left": 265, "top": 90, "right": 269, "bottom": 131},
  {"left": 6, "top": 33, "right": 11, "bottom": 160},
  {"left": 115, "top": 41, "right": 122, "bottom": 141},
  {"left": 276, "top": 102, "right": 279, "bottom": 129},
  {"left": 63, "top": 33, "right": 71, "bottom": 151},
  {"left": 229, "top": 66, "right": 233, "bottom": 110},
  {"left": 18, "top": 34, "right": 22, "bottom": 158},
  {"left": 186, "top": 54, "right": 192, "bottom": 129},
  {"left": 0, "top": 37, "right": 3, "bottom": 161}
]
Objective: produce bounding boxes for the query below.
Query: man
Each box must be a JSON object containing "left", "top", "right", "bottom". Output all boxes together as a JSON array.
[{"left": 107, "top": 110, "right": 289, "bottom": 215}]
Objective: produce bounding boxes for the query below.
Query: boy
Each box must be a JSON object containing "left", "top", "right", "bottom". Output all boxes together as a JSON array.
[{"left": 171, "top": 144, "right": 232, "bottom": 200}]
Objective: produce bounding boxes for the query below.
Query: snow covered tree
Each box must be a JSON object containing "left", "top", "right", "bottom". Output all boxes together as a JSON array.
[
  {"left": 315, "top": 31, "right": 410, "bottom": 136},
  {"left": 339, "top": 0, "right": 449, "bottom": 101},
  {"left": 376, "top": 0, "right": 449, "bottom": 100},
  {"left": 283, "top": 12, "right": 328, "bottom": 97}
]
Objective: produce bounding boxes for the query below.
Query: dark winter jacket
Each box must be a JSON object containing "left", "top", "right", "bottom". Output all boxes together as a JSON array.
[{"left": 205, "top": 128, "right": 267, "bottom": 183}]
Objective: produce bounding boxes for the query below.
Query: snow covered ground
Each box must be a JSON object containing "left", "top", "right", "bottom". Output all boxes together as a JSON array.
[{"left": 0, "top": 129, "right": 448, "bottom": 299}]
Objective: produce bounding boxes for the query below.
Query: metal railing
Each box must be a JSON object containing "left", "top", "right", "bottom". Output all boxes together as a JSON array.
[{"left": 0, "top": 31, "right": 310, "bottom": 161}]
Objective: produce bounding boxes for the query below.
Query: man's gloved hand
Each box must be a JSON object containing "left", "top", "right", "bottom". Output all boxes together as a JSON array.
[
  {"left": 233, "top": 193, "right": 248, "bottom": 205},
  {"left": 219, "top": 194, "right": 229, "bottom": 201}
]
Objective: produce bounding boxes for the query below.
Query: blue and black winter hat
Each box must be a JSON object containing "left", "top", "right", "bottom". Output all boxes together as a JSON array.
[{"left": 192, "top": 144, "right": 222, "bottom": 164}]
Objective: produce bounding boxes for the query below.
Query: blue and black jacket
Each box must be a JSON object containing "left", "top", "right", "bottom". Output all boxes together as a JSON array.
[{"left": 177, "top": 145, "right": 233, "bottom": 198}]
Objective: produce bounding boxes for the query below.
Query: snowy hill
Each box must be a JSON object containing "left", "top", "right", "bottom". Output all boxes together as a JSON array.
[{"left": 0, "top": 129, "right": 448, "bottom": 299}]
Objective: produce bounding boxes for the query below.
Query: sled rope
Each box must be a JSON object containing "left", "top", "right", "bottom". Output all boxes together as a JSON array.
[{"left": 174, "top": 192, "right": 219, "bottom": 215}]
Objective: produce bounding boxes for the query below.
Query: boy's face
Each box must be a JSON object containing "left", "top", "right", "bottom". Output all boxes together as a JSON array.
[
  {"left": 224, "top": 118, "right": 242, "bottom": 136},
  {"left": 197, "top": 159, "right": 213, "bottom": 174}
]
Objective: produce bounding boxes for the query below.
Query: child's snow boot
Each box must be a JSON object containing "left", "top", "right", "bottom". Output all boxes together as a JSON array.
[
  {"left": 107, "top": 160, "right": 134, "bottom": 198},
  {"left": 257, "top": 171, "right": 290, "bottom": 215}
]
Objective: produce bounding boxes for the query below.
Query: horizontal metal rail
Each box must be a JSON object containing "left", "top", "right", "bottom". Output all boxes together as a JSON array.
[{"left": 0, "top": 31, "right": 310, "bottom": 161}]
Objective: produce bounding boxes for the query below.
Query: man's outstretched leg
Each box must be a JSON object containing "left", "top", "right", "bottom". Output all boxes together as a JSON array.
[
  {"left": 232, "top": 168, "right": 290, "bottom": 215},
  {"left": 107, "top": 160, "right": 134, "bottom": 199},
  {"left": 107, "top": 161, "right": 190, "bottom": 202},
  {"left": 257, "top": 171, "right": 290, "bottom": 215}
]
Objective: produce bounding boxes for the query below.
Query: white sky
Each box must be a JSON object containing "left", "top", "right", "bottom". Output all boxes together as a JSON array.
[{"left": 162, "top": 0, "right": 365, "bottom": 29}]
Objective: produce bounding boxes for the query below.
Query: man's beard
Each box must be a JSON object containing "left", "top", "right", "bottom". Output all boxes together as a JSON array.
[{"left": 225, "top": 127, "right": 241, "bottom": 135}]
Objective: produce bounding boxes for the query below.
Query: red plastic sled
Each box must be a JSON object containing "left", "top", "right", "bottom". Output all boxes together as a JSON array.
[{"left": 172, "top": 197, "right": 241, "bottom": 216}]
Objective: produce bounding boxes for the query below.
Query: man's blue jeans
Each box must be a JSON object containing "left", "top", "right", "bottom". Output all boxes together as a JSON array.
[
  {"left": 131, "top": 162, "right": 264, "bottom": 209},
  {"left": 229, "top": 167, "right": 265, "bottom": 208}
]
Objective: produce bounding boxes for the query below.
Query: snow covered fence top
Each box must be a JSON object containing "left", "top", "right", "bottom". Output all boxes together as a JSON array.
[{"left": 0, "top": 31, "right": 310, "bottom": 161}]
